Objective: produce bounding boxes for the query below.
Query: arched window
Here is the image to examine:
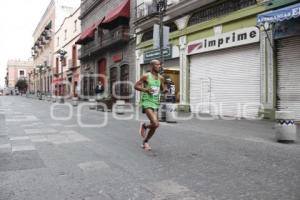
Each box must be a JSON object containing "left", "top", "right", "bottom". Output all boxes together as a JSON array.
[
  {"left": 141, "top": 29, "right": 153, "bottom": 42},
  {"left": 165, "top": 22, "right": 178, "bottom": 33},
  {"left": 110, "top": 67, "right": 118, "bottom": 96},
  {"left": 120, "top": 64, "right": 130, "bottom": 98}
]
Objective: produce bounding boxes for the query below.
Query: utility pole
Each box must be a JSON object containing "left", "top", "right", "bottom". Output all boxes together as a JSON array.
[
  {"left": 58, "top": 49, "right": 67, "bottom": 103},
  {"left": 36, "top": 64, "right": 43, "bottom": 100},
  {"left": 158, "top": 0, "right": 167, "bottom": 75}
]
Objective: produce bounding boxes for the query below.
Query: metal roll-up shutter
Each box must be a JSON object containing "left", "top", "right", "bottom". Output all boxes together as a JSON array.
[
  {"left": 277, "top": 36, "right": 300, "bottom": 120},
  {"left": 190, "top": 44, "right": 260, "bottom": 118}
]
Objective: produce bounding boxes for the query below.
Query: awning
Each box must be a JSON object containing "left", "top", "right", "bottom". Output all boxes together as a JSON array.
[
  {"left": 99, "top": 0, "right": 130, "bottom": 29},
  {"left": 257, "top": 3, "right": 300, "bottom": 25},
  {"left": 75, "top": 24, "right": 96, "bottom": 44}
]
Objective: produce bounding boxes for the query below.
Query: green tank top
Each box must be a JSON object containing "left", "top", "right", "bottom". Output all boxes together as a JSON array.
[{"left": 141, "top": 72, "right": 161, "bottom": 109}]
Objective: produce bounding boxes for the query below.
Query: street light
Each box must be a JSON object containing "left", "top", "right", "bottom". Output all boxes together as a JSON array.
[
  {"left": 43, "top": 60, "right": 50, "bottom": 96},
  {"left": 58, "top": 49, "right": 67, "bottom": 103},
  {"left": 36, "top": 64, "right": 44, "bottom": 100},
  {"left": 157, "top": 0, "right": 167, "bottom": 75},
  {"left": 28, "top": 72, "right": 32, "bottom": 95}
]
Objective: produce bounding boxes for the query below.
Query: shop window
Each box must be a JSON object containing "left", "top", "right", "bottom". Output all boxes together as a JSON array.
[
  {"left": 110, "top": 67, "right": 118, "bottom": 97},
  {"left": 188, "top": 0, "right": 256, "bottom": 26},
  {"left": 89, "top": 77, "right": 94, "bottom": 95},
  {"left": 120, "top": 65, "right": 129, "bottom": 98},
  {"left": 83, "top": 77, "right": 88, "bottom": 96}
]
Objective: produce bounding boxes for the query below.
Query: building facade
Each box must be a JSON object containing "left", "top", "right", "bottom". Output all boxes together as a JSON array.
[
  {"left": 257, "top": 1, "right": 300, "bottom": 120},
  {"left": 6, "top": 59, "right": 34, "bottom": 92},
  {"left": 53, "top": 7, "right": 81, "bottom": 98},
  {"left": 77, "top": 0, "right": 136, "bottom": 104},
  {"left": 30, "top": 0, "right": 80, "bottom": 97},
  {"left": 135, "top": 0, "right": 299, "bottom": 119}
]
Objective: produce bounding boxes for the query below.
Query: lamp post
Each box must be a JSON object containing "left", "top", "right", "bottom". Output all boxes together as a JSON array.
[
  {"left": 28, "top": 72, "right": 31, "bottom": 96},
  {"left": 36, "top": 64, "right": 43, "bottom": 100},
  {"left": 157, "top": 0, "right": 167, "bottom": 75},
  {"left": 58, "top": 49, "right": 67, "bottom": 103}
]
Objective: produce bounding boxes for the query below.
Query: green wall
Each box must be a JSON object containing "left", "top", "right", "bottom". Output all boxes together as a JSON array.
[{"left": 137, "top": 0, "right": 300, "bottom": 50}]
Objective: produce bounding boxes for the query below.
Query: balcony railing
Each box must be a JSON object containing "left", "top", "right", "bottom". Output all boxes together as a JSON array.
[
  {"left": 80, "top": 26, "right": 129, "bottom": 59},
  {"left": 136, "top": 2, "right": 158, "bottom": 21}
]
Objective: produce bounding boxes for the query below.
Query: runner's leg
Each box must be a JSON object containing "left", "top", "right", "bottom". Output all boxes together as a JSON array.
[{"left": 143, "top": 108, "right": 159, "bottom": 143}]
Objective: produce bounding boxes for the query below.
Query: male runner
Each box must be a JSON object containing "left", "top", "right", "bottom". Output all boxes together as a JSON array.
[{"left": 134, "top": 59, "right": 167, "bottom": 151}]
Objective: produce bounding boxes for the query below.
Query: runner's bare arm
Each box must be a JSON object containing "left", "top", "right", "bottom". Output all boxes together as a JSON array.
[{"left": 134, "top": 74, "right": 151, "bottom": 93}]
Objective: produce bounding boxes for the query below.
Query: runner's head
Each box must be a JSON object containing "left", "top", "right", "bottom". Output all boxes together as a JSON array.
[{"left": 150, "top": 60, "right": 161, "bottom": 74}]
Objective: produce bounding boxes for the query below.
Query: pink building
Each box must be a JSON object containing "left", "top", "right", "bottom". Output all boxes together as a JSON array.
[{"left": 6, "top": 59, "right": 34, "bottom": 93}]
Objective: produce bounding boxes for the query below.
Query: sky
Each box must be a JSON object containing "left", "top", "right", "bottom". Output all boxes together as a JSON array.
[{"left": 0, "top": 0, "right": 50, "bottom": 88}]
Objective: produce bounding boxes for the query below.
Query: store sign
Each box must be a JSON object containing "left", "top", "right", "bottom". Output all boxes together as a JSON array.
[
  {"left": 257, "top": 3, "right": 300, "bottom": 25},
  {"left": 144, "top": 47, "right": 172, "bottom": 63},
  {"left": 274, "top": 18, "right": 300, "bottom": 39},
  {"left": 52, "top": 77, "right": 66, "bottom": 84},
  {"left": 187, "top": 27, "right": 260, "bottom": 55}
]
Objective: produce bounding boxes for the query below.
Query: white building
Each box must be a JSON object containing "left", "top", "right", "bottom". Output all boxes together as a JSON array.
[
  {"left": 53, "top": 7, "right": 81, "bottom": 97},
  {"left": 30, "top": 0, "right": 80, "bottom": 96}
]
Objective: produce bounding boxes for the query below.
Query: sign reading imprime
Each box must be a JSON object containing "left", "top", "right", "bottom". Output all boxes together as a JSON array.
[{"left": 187, "top": 27, "right": 260, "bottom": 55}]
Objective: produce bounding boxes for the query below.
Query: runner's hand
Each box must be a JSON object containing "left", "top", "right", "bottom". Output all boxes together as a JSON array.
[
  {"left": 145, "top": 88, "right": 153, "bottom": 94},
  {"left": 148, "top": 88, "right": 154, "bottom": 94}
]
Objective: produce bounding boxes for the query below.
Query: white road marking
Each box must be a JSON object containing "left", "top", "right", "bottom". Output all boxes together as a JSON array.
[
  {"left": 24, "top": 128, "right": 57, "bottom": 135},
  {"left": 0, "top": 143, "right": 11, "bottom": 149},
  {"left": 145, "top": 180, "right": 205, "bottom": 200},
  {"left": 29, "top": 135, "right": 48, "bottom": 142},
  {"left": 6, "top": 115, "right": 38, "bottom": 122},
  {"left": 78, "top": 161, "right": 109, "bottom": 172},
  {"left": 9, "top": 136, "right": 30, "bottom": 141},
  {"left": 11, "top": 145, "right": 36, "bottom": 152}
]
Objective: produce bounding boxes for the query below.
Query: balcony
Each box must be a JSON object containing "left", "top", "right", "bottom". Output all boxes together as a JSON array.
[
  {"left": 135, "top": 1, "right": 159, "bottom": 32},
  {"left": 68, "top": 59, "right": 79, "bottom": 70},
  {"left": 79, "top": 0, "right": 104, "bottom": 19},
  {"left": 166, "top": 0, "right": 216, "bottom": 17},
  {"left": 79, "top": 25, "right": 129, "bottom": 60},
  {"left": 42, "top": 30, "right": 51, "bottom": 40},
  {"left": 134, "top": 0, "right": 219, "bottom": 31}
]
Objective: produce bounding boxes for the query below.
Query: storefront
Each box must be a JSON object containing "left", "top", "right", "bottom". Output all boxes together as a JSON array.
[
  {"left": 258, "top": 2, "right": 300, "bottom": 120},
  {"left": 52, "top": 77, "right": 67, "bottom": 96},
  {"left": 187, "top": 27, "right": 261, "bottom": 118}
]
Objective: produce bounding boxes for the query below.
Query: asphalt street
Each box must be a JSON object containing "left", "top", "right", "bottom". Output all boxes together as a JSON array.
[{"left": 0, "top": 96, "right": 299, "bottom": 200}]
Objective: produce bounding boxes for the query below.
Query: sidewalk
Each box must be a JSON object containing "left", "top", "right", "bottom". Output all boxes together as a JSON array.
[{"left": 22, "top": 95, "right": 300, "bottom": 146}]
